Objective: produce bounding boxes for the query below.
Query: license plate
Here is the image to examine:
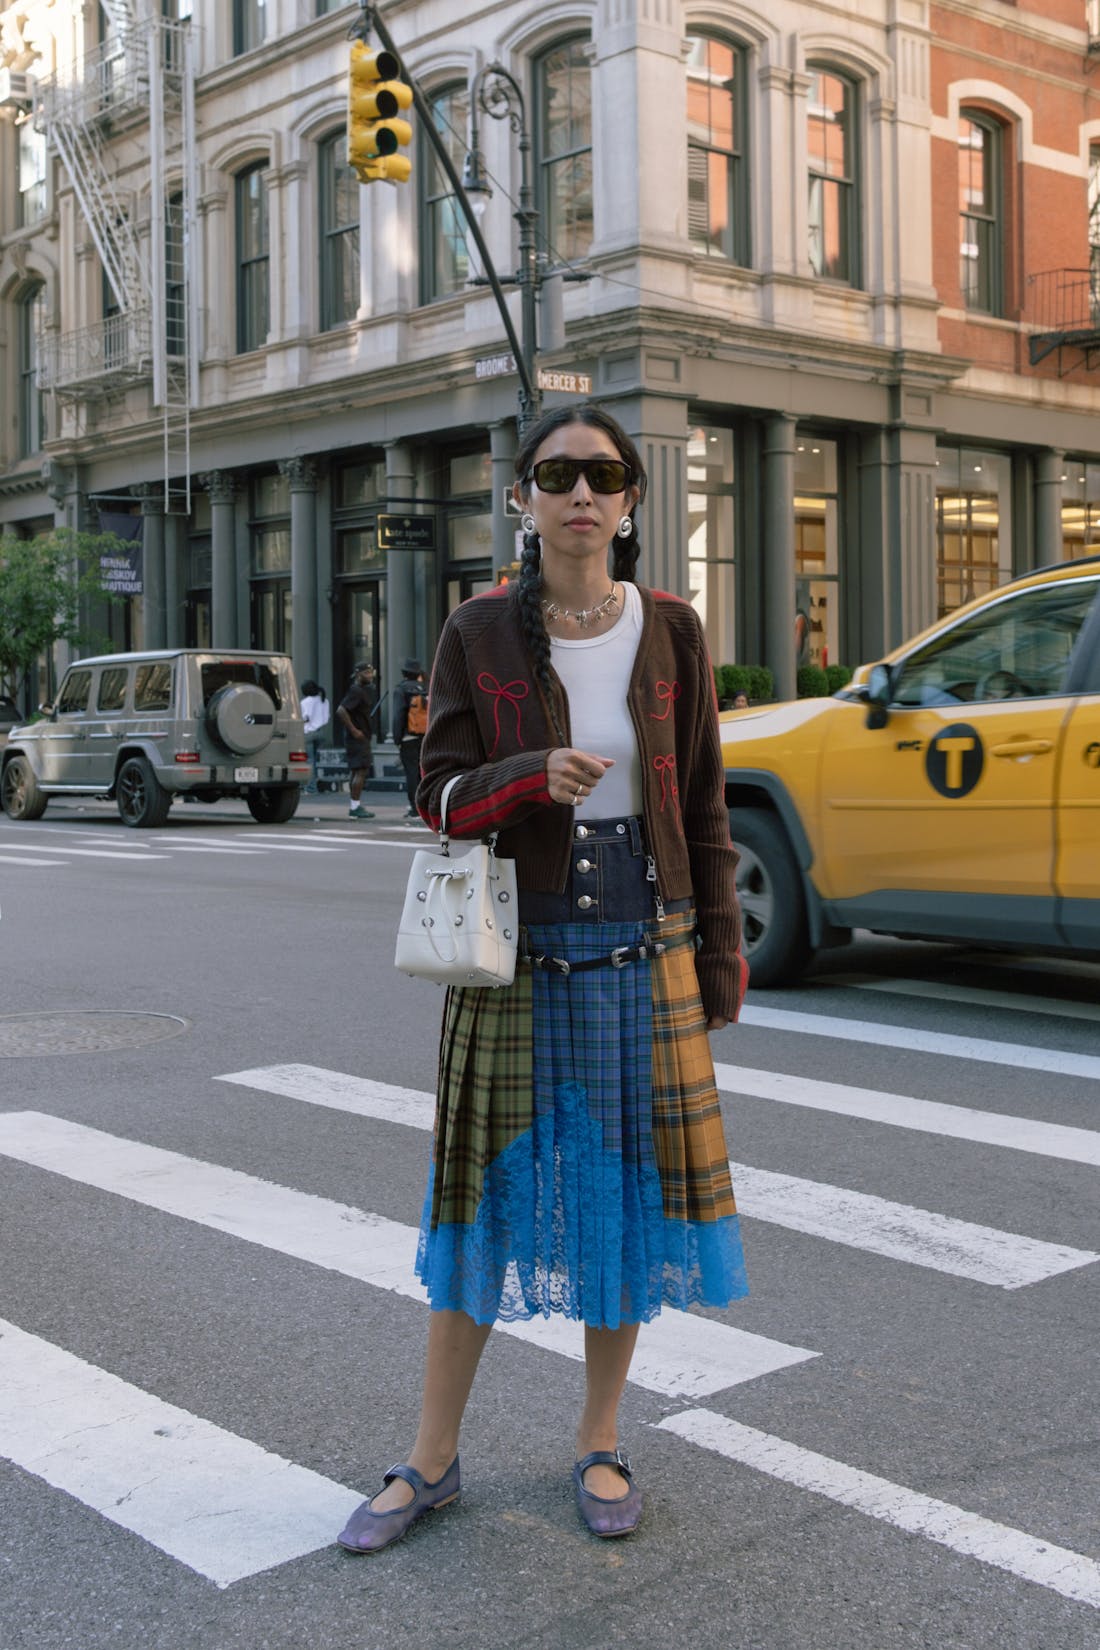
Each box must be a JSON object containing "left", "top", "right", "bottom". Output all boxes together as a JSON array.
[{"left": 235, "top": 766, "right": 259, "bottom": 783}]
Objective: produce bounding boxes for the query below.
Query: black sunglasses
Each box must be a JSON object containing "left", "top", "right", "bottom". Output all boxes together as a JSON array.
[{"left": 527, "top": 457, "right": 632, "bottom": 495}]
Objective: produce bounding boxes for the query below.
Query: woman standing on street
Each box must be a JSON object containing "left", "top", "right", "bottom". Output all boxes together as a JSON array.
[{"left": 337, "top": 404, "right": 748, "bottom": 1553}]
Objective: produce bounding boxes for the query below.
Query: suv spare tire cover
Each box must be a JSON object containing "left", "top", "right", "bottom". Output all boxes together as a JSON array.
[{"left": 207, "top": 683, "right": 278, "bottom": 756}]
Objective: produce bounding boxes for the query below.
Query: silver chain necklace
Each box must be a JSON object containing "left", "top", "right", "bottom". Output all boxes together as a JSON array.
[{"left": 542, "top": 583, "right": 620, "bottom": 629}]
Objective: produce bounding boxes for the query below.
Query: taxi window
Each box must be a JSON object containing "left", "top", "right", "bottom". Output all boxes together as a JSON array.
[
  {"left": 894, "top": 582, "right": 1098, "bottom": 707},
  {"left": 56, "top": 670, "right": 92, "bottom": 715},
  {"left": 96, "top": 667, "right": 129, "bottom": 712},
  {"left": 134, "top": 662, "right": 173, "bottom": 712}
]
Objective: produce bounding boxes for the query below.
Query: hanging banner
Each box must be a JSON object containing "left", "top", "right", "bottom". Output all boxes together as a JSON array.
[{"left": 97, "top": 510, "right": 144, "bottom": 595}]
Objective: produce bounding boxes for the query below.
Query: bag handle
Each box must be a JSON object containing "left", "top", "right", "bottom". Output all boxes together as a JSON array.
[{"left": 438, "top": 773, "right": 463, "bottom": 852}]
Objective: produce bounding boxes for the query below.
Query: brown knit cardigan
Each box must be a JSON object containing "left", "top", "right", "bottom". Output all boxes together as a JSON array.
[{"left": 416, "top": 580, "right": 747, "bottom": 1023}]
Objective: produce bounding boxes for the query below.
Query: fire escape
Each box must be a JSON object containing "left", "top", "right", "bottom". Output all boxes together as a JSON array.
[{"left": 33, "top": 0, "right": 198, "bottom": 511}]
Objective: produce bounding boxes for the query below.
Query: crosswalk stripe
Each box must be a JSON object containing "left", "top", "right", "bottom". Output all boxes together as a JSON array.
[
  {"left": 657, "top": 1408, "right": 1100, "bottom": 1611},
  {"left": 819, "top": 973, "right": 1100, "bottom": 1025},
  {"left": 0, "top": 854, "right": 68, "bottom": 867},
  {"left": 0, "top": 1316, "right": 360, "bottom": 1589},
  {"left": 0, "top": 1112, "right": 817, "bottom": 1396},
  {"left": 739, "top": 1005, "right": 1100, "bottom": 1081},
  {"left": 215, "top": 1066, "right": 1096, "bottom": 1288},
  {"left": 0, "top": 844, "right": 168, "bottom": 861},
  {"left": 714, "top": 1063, "right": 1100, "bottom": 1168}
]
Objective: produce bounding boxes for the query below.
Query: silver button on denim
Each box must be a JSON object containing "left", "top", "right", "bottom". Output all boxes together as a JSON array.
[
  {"left": 577, "top": 895, "right": 596, "bottom": 910},
  {"left": 576, "top": 858, "right": 593, "bottom": 873}
]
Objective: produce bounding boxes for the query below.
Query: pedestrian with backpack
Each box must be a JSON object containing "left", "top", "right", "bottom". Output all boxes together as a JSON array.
[{"left": 392, "top": 657, "right": 428, "bottom": 820}]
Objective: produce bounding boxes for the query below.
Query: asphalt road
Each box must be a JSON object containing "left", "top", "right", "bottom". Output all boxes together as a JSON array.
[{"left": 1, "top": 794, "right": 1098, "bottom": 1650}]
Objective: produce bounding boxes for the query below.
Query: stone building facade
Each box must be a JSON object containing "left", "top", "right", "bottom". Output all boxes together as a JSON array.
[{"left": 2, "top": 0, "right": 1099, "bottom": 720}]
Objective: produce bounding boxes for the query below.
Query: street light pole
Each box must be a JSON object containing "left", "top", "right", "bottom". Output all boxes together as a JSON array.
[{"left": 465, "top": 63, "right": 542, "bottom": 433}]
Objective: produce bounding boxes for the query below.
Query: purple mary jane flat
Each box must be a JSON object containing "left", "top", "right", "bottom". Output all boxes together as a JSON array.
[
  {"left": 337, "top": 1456, "right": 460, "bottom": 1554},
  {"left": 573, "top": 1448, "right": 643, "bottom": 1538}
]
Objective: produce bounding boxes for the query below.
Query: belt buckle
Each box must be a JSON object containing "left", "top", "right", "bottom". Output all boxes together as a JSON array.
[{"left": 609, "top": 946, "right": 631, "bottom": 969}]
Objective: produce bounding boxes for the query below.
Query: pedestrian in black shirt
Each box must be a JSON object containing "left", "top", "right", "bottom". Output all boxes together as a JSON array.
[
  {"left": 337, "top": 662, "right": 378, "bottom": 820},
  {"left": 391, "top": 657, "right": 428, "bottom": 820}
]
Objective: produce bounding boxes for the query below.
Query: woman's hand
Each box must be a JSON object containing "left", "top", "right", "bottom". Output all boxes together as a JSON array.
[
  {"left": 705, "top": 1016, "right": 729, "bottom": 1033},
  {"left": 546, "top": 748, "right": 615, "bottom": 807}
]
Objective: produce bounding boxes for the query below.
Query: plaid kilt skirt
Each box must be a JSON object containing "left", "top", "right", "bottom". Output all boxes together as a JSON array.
[{"left": 414, "top": 832, "right": 749, "bottom": 1327}]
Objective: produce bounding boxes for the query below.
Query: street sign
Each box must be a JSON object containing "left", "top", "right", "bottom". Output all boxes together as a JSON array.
[
  {"left": 377, "top": 513, "right": 436, "bottom": 551},
  {"left": 537, "top": 368, "right": 592, "bottom": 395},
  {"left": 475, "top": 353, "right": 517, "bottom": 380}
]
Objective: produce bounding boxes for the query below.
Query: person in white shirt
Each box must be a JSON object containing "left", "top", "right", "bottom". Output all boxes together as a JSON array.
[{"left": 299, "top": 680, "right": 330, "bottom": 794}]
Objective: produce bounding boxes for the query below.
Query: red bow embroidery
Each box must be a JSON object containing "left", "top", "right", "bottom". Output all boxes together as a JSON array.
[
  {"left": 651, "top": 679, "right": 681, "bottom": 720},
  {"left": 653, "top": 753, "right": 679, "bottom": 814},
  {"left": 477, "top": 672, "right": 529, "bottom": 756}
]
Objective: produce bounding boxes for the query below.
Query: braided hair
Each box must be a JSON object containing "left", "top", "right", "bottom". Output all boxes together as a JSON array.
[{"left": 513, "top": 405, "right": 648, "bottom": 741}]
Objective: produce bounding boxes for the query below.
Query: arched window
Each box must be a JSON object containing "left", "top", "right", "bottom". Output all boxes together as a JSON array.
[
  {"left": 686, "top": 35, "right": 749, "bottom": 265},
  {"left": 17, "top": 120, "right": 48, "bottom": 227},
  {"left": 420, "top": 82, "right": 470, "bottom": 305},
  {"left": 535, "top": 37, "right": 593, "bottom": 264},
  {"left": 319, "top": 131, "right": 361, "bottom": 329},
  {"left": 959, "top": 113, "right": 1003, "bottom": 316},
  {"left": 807, "top": 67, "right": 859, "bottom": 286},
  {"left": 235, "top": 162, "right": 270, "bottom": 353},
  {"left": 18, "top": 283, "right": 46, "bottom": 458}
]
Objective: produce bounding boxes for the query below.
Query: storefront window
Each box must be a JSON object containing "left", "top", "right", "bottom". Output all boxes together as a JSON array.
[
  {"left": 935, "top": 446, "right": 1012, "bottom": 615},
  {"left": 249, "top": 472, "right": 290, "bottom": 649},
  {"left": 687, "top": 425, "right": 736, "bottom": 665},
  {"left": 1060, "top": 461, "right": 1100, "bottom": 561},
  {"left": 336, "top": 527, "right": 384, "bottom": 572},
  {"left": 794, "top": 436, "right": 840, "bottom": 670},
  {"left": 339, "top": 459, "right": 385, "bottom": 507}
]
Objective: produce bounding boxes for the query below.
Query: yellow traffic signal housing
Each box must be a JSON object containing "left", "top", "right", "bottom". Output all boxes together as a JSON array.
[{"left": 347, "top": 41, "right": 413, "bottom": 183}]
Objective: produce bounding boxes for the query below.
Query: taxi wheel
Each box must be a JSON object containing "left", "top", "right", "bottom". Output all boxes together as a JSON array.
[
  {"left": 1, "top": 756, "right": 48, "bottom": 821},
  {"left": 730, "top": 807, "right": 812, "bottom": 987}
]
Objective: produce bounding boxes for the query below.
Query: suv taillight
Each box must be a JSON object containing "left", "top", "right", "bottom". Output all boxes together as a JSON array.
[
  {"left": 289, "top": 750, "right": 308, "bottom": 763},
  {"left": 174, "top": 752, "right": 201, "bottom": 763}
]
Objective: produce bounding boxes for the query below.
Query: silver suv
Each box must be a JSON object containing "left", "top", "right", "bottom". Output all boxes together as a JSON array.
[{"left": 0, "top": 649, "right": 308, "bottom": 827}]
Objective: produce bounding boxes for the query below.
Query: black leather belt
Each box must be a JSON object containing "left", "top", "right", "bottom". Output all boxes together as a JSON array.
[{"left": 522, "top": 931, "right": 695, "bottom": 977}]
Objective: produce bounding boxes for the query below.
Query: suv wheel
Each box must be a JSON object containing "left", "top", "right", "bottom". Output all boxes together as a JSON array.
[
  {"left": 731, "top": 807, "right": 812, "bottom": 987},
  {"left": 246, "top": 784, "right": 300, "bottom": 825},
  {"left": 1, "top": 756, "right": 48, "bottom": 821},
  {"left": 116, "top": 757, "right": 172, "bottom": 828}
]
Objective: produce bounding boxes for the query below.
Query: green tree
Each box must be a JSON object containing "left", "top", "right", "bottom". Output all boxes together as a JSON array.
[{"left": 0, "top": 529, "right": 125, "bottom": 700}]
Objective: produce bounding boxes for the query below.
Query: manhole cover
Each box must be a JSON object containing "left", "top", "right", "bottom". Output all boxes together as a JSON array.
[{"left": 0, "top": 1012, "right": 190, "bottom": 1057}]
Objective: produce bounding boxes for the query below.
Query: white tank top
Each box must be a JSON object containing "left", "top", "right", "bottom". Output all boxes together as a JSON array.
[{"left": 550, "top": 579, "right": 644, "bottom": 819}]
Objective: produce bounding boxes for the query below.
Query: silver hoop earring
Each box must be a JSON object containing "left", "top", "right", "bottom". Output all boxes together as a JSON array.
[
  {"left": 521, "top": 512, "right": 536, "bottom": 536},
  {"left": 617, "top": 515, "right": 634, "bottom": 539}
]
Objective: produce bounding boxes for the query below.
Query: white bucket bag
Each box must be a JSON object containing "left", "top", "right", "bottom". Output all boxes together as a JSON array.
[{"left": 394, "top": 774, "right": 519, "bottom": 988}]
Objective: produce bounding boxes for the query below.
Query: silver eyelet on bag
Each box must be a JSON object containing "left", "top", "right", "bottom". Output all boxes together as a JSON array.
[
  {"left": 503, "top": 928, "right": 512, "bottom": 940},
  {"left": 454, "top": 915, "right": 463, "bottom": 926},
  {"left": 416, "top": 890, "right": 427, "bottom": 902},
  {"left": 498, "top": 890, "right": 510, "bottom": 902}
]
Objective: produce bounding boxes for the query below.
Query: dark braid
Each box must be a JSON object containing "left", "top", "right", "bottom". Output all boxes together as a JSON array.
[
  {"left": 516, "top": 527, "right": 566, "bottom": 743},
  {"left": 611, "top": 524, "right": 641, "bottom": 584}
]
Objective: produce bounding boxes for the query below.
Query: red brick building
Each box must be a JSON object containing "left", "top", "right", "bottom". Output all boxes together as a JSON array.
[{"left": 929, "top": 0, "right": 1100, "bottom": 613}]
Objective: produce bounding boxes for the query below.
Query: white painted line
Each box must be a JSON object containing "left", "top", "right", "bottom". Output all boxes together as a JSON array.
[
  {"left": 217, "top": 1064, "right": 436, "bottom": 1129},
  {"left": 657, "top": 1408, "right": 1100, "bottom": 1611},
  {"left": 730, "top": 1162, "right": 1097, "bottom": 1288},
  {"left": 219, "top": 1067, "right": 1097, "bottom": 1288},
  {"left": 739, "top": 1004, "right": 1100, "bottom": 1082},
  {"left": 145, "top": 844, "right": 265, "bottom": 855},
  {"left": 821, "top": 973, "right": 1100, "bottom": 1026},
  {"left": 0, "top": 1315, "right": 360, "bottom": 1589},
  {"left": 714, "top": 1064, "right": 1100, "bottom": 1168},
  {"left": 0, "top": 854, "right": 68, "bottom": 867},
  {"left": 0, "top": 844, "right": 167, "bottom": 861},
  {"left": 0, "top": 1112, "right": 817, "bottom": 1397}
]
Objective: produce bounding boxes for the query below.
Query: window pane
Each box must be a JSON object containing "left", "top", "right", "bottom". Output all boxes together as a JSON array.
[
  {"left": 320, "top": 133, "right": 360, "bottom": 329},
  {"left": 165, "top": 191, "right": 186, "bottom": 356},
  {"left": 17, "top": 122, "right": 47, "bottom": 225},
  {"left": 237, "top": 166, "right": 269, "bottom": 352},
  {"left": 233, "top": 0, "right": 265, "bottom": 55},
  {"left": 540, "top": 39, "right": 592, "bottom": 262},
  {"left": 423, "top": 85, "right": 470, "bottom": 302},
  {"left": 545, "top": 150, "right": 593, "bottom": 261},
  {"left": 959, "top": 116, "right": 999, "bottom": 314},
  {"left": 543, "top": 41, "right": 590, "bottom": 157},
  {"left": 808, "top": 73, "right": 851, "bottom": 181}
]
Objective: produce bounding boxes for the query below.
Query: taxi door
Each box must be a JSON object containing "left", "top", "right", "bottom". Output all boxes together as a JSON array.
[
  {"left": 818, "top": 580, "right": 1096, "bottom": 942},
  {"left": 1055, "top": 687, "right": 1100, "bottom": 951}
]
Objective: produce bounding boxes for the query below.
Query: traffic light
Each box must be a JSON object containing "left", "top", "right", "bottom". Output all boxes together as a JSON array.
[{"left": 347, "top": 41, "right": 413, "bottom": 184}]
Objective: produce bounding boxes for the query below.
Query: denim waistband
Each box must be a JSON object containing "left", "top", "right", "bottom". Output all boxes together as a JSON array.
[{"left": 517, "top": 815, "right": 692, "bottom": 926}]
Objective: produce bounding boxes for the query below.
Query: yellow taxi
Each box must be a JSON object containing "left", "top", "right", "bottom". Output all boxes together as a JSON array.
[{"left": 721, "top": 556, "right": 1100, "bottom": 985}]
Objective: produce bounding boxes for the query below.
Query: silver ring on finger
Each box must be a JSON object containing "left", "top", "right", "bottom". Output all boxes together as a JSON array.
[{"left": 575, "top": 785, "right": 583, "bottom": 802}]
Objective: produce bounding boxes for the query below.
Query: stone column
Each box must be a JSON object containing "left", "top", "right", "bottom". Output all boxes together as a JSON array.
[
  {"left": 763, "top": 413, "right": 797, "bottom": 702},
  {"left": 384, "top": 441, "right": 416, "bottom": 734},
  {"left": 134, "top": 484, "right": 166, "bottom": 649},
  {"left": 164, "top": 510, "right": 186, "bottom": 647},
  {"left": 45, "top": 462, "right": 82, "bottom": 677},
  {"left": 490, "top": 420, "right": 518, "bottom": 575},
  {"left": 198, "top": 470, "right": 238, "bottom": 648},
  {"left": 279, "top": 456, "right": 319, "bottom": 682},
  {"left": 1035, "top": 448, "right": 1066, "bottom": 570}
]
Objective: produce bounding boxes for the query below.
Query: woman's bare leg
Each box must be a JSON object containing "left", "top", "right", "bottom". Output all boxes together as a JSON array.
[
  {"left": 575, "top": 1322, "right": 641, "bottom": 1498},
  {"left": 370, "top": 1309, "right": 492, "bottom": 1512}
]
